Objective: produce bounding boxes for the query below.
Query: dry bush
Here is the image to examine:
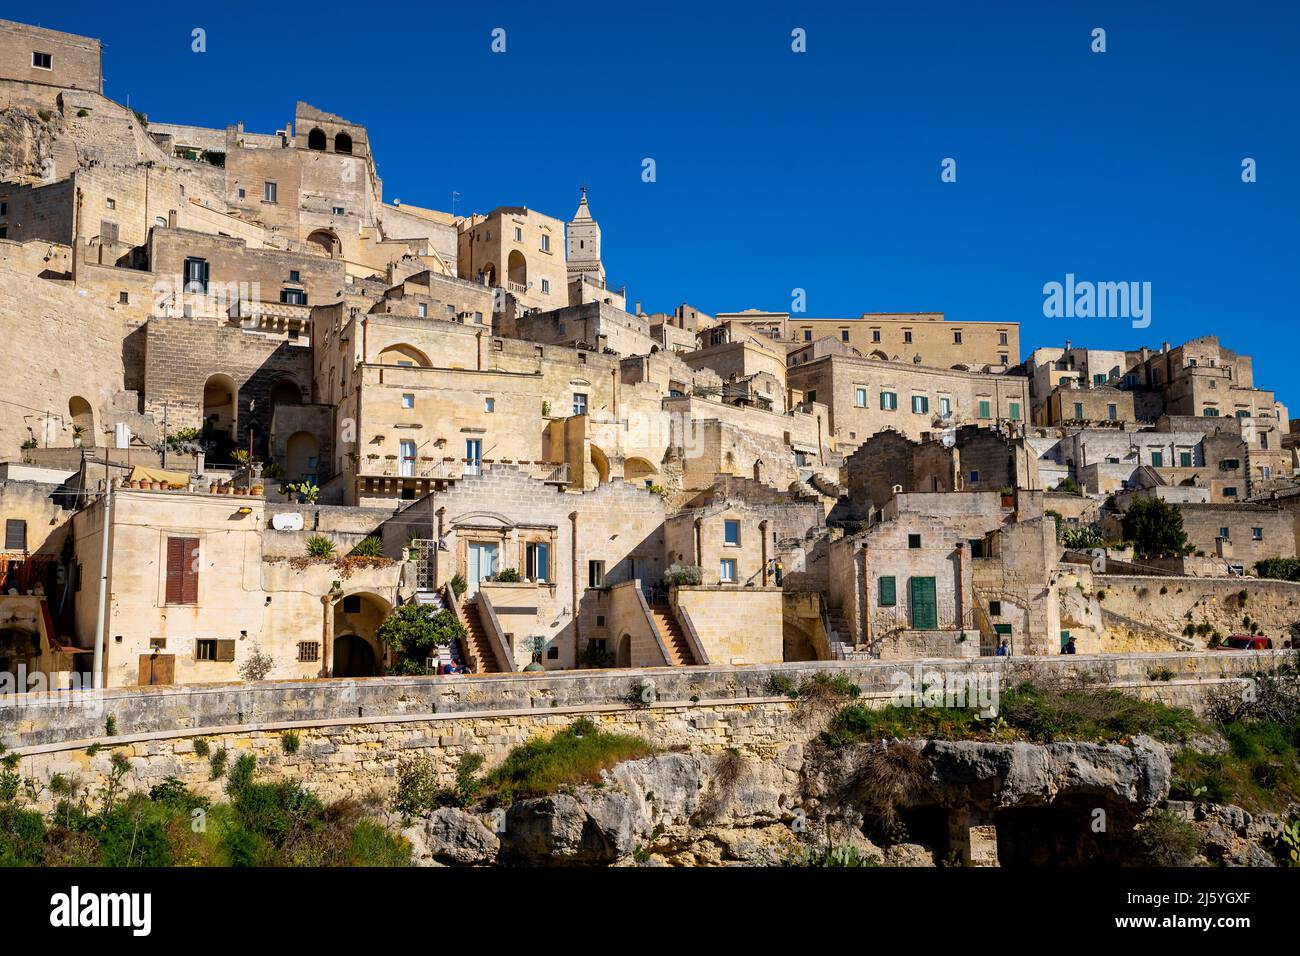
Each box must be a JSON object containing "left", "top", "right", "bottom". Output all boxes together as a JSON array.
[{"left": 850, "top": 742, "right": 930, "bottom": 833}]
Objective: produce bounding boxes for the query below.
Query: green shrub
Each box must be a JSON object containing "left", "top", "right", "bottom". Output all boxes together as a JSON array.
[
  {"left": 450, "top": 574, "right": 466, "bottom": 597},
  {"left": 1133, "top": 810, "right": 1203, "bottom": 866},
  {"left": 376, "top": 604, "right": 467, "bottom": 673},
  {"left": 482, "top": 718, "right": 653, "bottom": 805},
  {"left": 663, "top": 563, "right": 703, "bottom": 586},
  {"left": 281, "top": 732, "right": 300, "bottom": 755},
  {"left": 492, "top": 567, "right": 521, "bottom": 582},
  {"left": 306, "top": 535, "right": 335, "bottom": 558},
  {"left": 350, "top": 536, "right": 384, "bottom": 558},
  {"left": 209, "top": 747, "right": 229, "bottom": 780}
]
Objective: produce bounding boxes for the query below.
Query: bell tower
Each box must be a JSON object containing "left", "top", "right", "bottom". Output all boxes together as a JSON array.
[{"left": 566, "top": 185, "right": 605, "bottom": 286}]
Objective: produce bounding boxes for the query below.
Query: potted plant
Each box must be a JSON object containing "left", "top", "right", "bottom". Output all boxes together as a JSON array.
[
  {"left": 71, "top": 424, "right": 86, "bottom": 447},
  {"left": 998, "top": 486, "right": 1015, "bottom": 507}
]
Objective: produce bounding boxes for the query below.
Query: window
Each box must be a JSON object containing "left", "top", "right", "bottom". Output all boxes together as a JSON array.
[
  {"left": 878, "top": 576, "right": 897, "bottom": 607},
  {"left": 903, "top": 330, "right": 913, "bottom": 343},
  {"left": 541, "top": 279, "right": 550, "bottom": 294},
  {"left": 484, "top": 397, "right": 495, "bottom": 413},
  {"left": 401, "top": 393, "right": 414, "bottom": 409},
  {"left": 513, "top": 227, "right": 522, "bottom": 242},
  {"left": 989, "top": 600, "right": 1003, "bottom": 616},
  {"left": 118, "top": 291, "right": 129, "bottom": 304},
  {"left": 526, "top": 542, "right": 551, "bottom": 582},
  {"left": 841, "top": 330, "right": 850, "bottom": 342},
  {"left": 1252, "top": 527, "right": 1263, "bottom": 541},
  {"left": 999, "top": 332, "right": 1008, "bottom": 345},
  {"left": 343, "top": 594, "right": 362, "bottom": 613},
  {"left": 872, "top": 329, "right": 881, "bottom": 343},
  {"left": 1203, "top": 407, "right": 1220, "bottom": 417},
  {"left": 1223, "top": 487, "right": 1239, "bottom": 498},
  {"left": 1150, "top": 451, "right": 1164, "bottom": 467},
  {"left": 106, "top": 197, "right": 116, "bottom": 210},
  {"left": 541, "top": 234, "right": 550, "bottom": 253},
  {"left": 237, "top": 188, "right": 246, "bottom": 199},
  {"left": 978, "top": 400, "right": 991, "bottom": 419},
  {"left": 998, "top": 354, "right": 1008, "bottom": 365},
  {"left": 332, "top": 206, "right": 345, "bottom": 215},
  {"left": 939, "top": 397, "right": 951, "bottom": 416},
  {"left": 1179, "top": 451, "right": 1192, "bottom": 467},
  {"left": 183, "top": 257, "right": 209, "bottom": 293},
  {"left": 32, "top": 51, "right": 52, "bottom": 70},
  {"left": 969, "top": 470, "right": 980, "bottom": 484},
  {"left": 298, "top": 642, "right": 320, "bottom": 663},
  {"left": 724, "top": 520, "right": 740, "bottom": 546},
  {"left": 1009, "top": 402, "right": 1021, "bottom": 421},
  {"left": 5, "top": 519, "right": 27, "bottom": 551},
  {"left": 165, "top": 537, "right": 200, "bottom": 605},
  {"left": 572, "top": 393, "right": 588, "bottom": 416},
  {"left": 417, "top": 303, "right": 427, "bottom": 317},
  {"left": 289, "top": 270, "right": 300, "bottom": 283},
  {"left": 1218, "top": 527, "right": 1230, "bottom": 540},
  {"left": 719, "top": 558, "right": 737, "bottom": 582},
  {"left": 1220, "top": 458, "right": 1240, "bottom": 471},
  {"left": 854, "top": 387, "right": 867, "bottom": 408},
  {"left": 807, "top": 390, "right": 817, "bottom": 404},
  {"left": 588, "top": 560, "right": 605, "bottom": 588},
  {"left": 880, "top": 391, "right": 898, "bottom": 411},
  {"left": 907, "top": 533, "right": 922, "bottom": 549},
  {"left": 263, "top": 181, "right": 278, "bottom": 203},
  {"left": 953, "top": 331, "right": 962, "bottom": 344},
  {"left": 803, "top": 329, "right": 812, "bottom": 342},
  {"left": 1093, "top": 373, "right": 1106, "bottom": 385},
  {"left": 195, "top": 639, "right": 235, "bottom": 663},
  {"left": 1073, "top": 403, "right": 1084, "bottom": 419},
  {"left": 280, "top": 288, "right": 308, "bottom": 305},
  {"left": 1106, "top": 403, "right": 1117, "bottom": 421}
]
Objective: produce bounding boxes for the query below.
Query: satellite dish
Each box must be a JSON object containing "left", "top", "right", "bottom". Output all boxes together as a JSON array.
[{"left": 941, "top": 433, "right": 956, "bottom": 448}]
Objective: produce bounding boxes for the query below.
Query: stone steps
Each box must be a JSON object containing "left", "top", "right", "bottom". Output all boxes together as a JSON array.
[{"left": 649, "top": 604, "right": 694, "bottom": 666}]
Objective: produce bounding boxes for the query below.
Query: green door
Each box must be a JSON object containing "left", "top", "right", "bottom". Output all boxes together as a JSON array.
[{"left": 910, "top": 576, "right": 937, "bottom": 629}]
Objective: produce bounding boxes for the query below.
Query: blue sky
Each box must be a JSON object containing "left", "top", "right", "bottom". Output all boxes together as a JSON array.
[{"left": 28, "top": 1, "right": 1300, "bottom": 402}]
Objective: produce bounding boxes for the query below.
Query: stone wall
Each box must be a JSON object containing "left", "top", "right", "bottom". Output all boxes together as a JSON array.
[{"left": 3, "top": 652, "right": 1284, "bottom": 810}]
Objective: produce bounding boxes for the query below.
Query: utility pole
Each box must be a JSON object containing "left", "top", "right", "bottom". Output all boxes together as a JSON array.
[{"left": 92, "top": 476, "right": 112, "bottom": 689}]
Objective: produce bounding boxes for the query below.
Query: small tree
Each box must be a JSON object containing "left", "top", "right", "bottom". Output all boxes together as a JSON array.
[
  {"left": 1122, "top": 498, "right": 1191, "bottom": 560},
  {"left": 1061, "top": 526, "right": 1106, "bottom": 550},
  {"left": 376, "top": 604, "right": 467, "bottom": 674},
  {"left": 238, "top": 644, "right": 274, "bottom": 682}
]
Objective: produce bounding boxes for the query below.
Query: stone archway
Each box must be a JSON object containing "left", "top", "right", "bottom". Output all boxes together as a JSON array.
[
  {"left": 616, "top": 633, "right": 632, "bottom": 668},
  {"left": 307, "top": 128, "right": 327, "bottom": 151},
  {"left": 333, "top": 634, "right": 376, "bottom": 677},
  {"left": 68, "top": 396, "right": 94, "bottom": 444},
  {"left": 331, "top": 591, "right": 390, "bottom": 676},
  {"left": 307, "top": 229, "right": 341, "bottom": 258}
]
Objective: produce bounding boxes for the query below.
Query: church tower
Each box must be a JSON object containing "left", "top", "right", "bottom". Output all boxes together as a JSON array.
[{"left": 566, "top": 186, "right": 605, "bottom": 286}]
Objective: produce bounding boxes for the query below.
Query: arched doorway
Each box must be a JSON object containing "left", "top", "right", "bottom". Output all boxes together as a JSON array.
[
  {"left": 333, "top": 635, "right": 376, "bottom": 677},
  {"left": 479, "top": 262, "right": 497, "bottom": 286},
  {"left": 307, "top": 229, "right": 341, "bottom": 258},
  {"left": 616, "top": 633, "right": 632, "bottom": 667},
  {"left": 285, "top": 431, "right": 320, "bottom": 482},
  {"left": 334, "top": 132, "right": 353, "bottom": 154},
  {"left": 307, "top": 128, "right": 327, "bottom": 151},
  {"left": 507, "top": 250, "right": 527, "bottom": 288},
  {"left": 332, "top": 591, "right": 390, "bottom": 676},
  {"left": 202, "top": 374, "right": 237, "bottom": 461},
  {"left": 68, "top": 396, "right": 94, "bottom": 444},
  {"left": 753, "top": 459, "right": 764, "bottom": 482}
]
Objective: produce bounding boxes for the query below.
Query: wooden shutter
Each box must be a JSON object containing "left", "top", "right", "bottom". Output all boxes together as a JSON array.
[
  {"left": 215, "top": 640, "right": 236, "bottom": 662},
  {"left": 166, "top": 536, "right": 200, "bottom": 604},
  {"left": 878, "top": 576, "right": 896, "bottom": 607}
]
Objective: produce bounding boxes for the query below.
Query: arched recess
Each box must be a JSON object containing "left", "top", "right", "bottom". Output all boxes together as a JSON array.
[
  {"left": 624, "top": 456, "right": 658, "bottom": 485},
  {"left": 616, "top": 634, "right": 632, "bottom": 668},
  {"left": 285, "top": 431, "right": 320, "bottom": 482},
  {"left": 202, "top": 374, "right": 237, "bottom": 438},
  {"left": 479, "top": 262, "right": 497, "bottom": 286},
  {"left": 377, "top": 343, "right": 432, "bottom": 367},
  {"left": 589, "top": 444, "right": 610, "bottom": 485},
  {"left": 307, "top": 128, "right": 327, "bottom": 150},
  {"left": 753, "top": 459, "right": 764, "bottom": 483},
  {"left": 68, "top": 396, "right": 94, "bottom": 441},
  {"left": 870, "top": 349, "right": 890, "bottom": 361},
  {"left": 270, "top": 378, "right": 302, "bottom": 408},
  {"left": 507, "top": 250, "right": 527, "bottom": 287},
  {"left": 332, "top": 592, "right": 390, "bottom": 677},
  {"left": 307, "top": 229, "right": 341, "bottom": 258},
  {"left": 334, "top": 131, "right": 353, "bottom": 154}
]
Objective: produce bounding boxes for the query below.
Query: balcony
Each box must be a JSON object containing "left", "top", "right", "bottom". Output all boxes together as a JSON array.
[{"left": 357, "top": 458, "right": 569, "bottom": 485}]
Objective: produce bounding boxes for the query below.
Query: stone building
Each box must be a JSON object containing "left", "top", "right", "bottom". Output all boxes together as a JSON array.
[
  {"left": 0, "top": 19, "right": 101, "bottom": 97},
  {"left": 786, "top": 349, "right": 1030, "bottom": 452},
  {"left": 457, "top": 205, "right": 568, "bottom": 311}
]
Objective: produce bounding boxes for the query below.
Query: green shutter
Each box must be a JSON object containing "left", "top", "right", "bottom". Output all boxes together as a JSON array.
[
  {"left": 1009, "top": 402, "right": 1020, "bottom": 421},
  {"left": 978, "top": 400, "right": 991, "bottom": 419},
  {"left": 910, "top": 577, "right": 937, "bottom": 629},
  {"left": 878, "top": 576, "right": 896, "bottom": 607}
]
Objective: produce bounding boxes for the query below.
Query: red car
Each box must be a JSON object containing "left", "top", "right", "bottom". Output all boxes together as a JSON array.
[{"left": 1217, "top": 635, "right": 1273, "bottom": 650}]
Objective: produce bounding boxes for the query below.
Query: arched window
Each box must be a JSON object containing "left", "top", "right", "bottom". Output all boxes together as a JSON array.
[
  {"left": 334, "top": 131, "right": 353, "bottom": 154},
  {"left": 307, "top": 128, "right": 327, "bottom": 151}
]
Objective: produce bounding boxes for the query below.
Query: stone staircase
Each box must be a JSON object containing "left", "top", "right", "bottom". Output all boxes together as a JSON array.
[
  {"left": 461, "top": 596, "right": 502, "bottom": 673},
  {"left": 649, "top": 603, "right": 695, "bottom": 665},
  {"left": 825, "top": 609, "right": 856, "bottom": 658}
]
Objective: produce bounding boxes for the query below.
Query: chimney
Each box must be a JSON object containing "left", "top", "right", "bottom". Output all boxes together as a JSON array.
[
  {"left": 1161, "top": 341, "right": 1170, "bottom": 353},
  {"left": 634, "top": 300, "right": 641, "bottom": 315},
  {"left": 1065, "top": 339, "right": 1071, "bottom": 351}
]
